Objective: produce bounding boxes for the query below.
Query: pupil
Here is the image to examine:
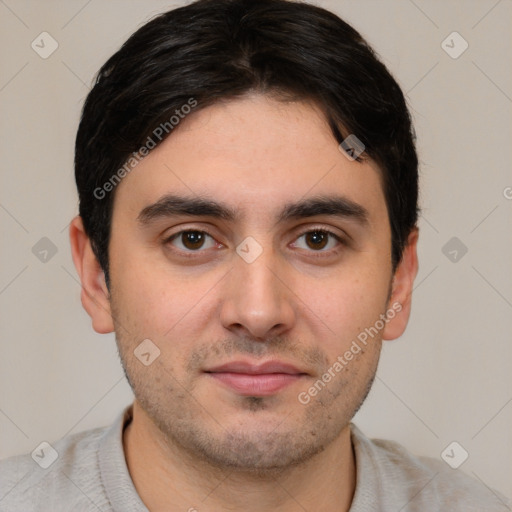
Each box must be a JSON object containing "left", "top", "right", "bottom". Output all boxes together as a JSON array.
[
  {"left": 307, "top": 231, "right": 328, "bottom": 250},
  {"left": 183, "top": 231, "right": 204, "bottom": 249}
]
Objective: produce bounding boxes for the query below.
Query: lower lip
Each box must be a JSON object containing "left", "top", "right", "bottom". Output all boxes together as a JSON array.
[{"left": 207, "top": 372, "right": 304, "bottom": 396}]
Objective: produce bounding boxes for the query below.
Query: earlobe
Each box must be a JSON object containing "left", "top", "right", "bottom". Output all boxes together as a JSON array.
[
  {"left": 382, "top": 228, "right": 419, "bottom": 341},
  {"left": 69, "top": 216, "right": 115, "bottom": 334}
]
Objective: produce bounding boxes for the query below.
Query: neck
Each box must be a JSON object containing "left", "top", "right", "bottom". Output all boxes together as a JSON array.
[{"left": 123, "top": 401, "right": 356, "bottom": 512}]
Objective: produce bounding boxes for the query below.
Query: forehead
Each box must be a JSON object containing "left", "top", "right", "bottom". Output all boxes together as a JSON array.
[{"left": 112, "top": 94, "right": 387, "bottom": 225}]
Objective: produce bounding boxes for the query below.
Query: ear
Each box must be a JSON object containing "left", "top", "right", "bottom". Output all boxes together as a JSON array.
[
  {"left": 382, "top": 228, "right": 419, "bottom": 341},
  {"left": 69, "top": 216, "right": 114, "bottom": 334}
]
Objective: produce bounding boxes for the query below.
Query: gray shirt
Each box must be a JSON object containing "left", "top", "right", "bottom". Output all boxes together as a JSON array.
[{"left": 0, "top": 407, "right": 509, "bottom": 511}]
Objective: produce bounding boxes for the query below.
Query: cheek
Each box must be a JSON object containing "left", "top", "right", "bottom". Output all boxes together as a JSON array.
[
  {"left": 295, "top": 264, "right": 391, "bottom": 351},
  {"left": 111, "top": 251, "right": 220, "bottom": 345}
]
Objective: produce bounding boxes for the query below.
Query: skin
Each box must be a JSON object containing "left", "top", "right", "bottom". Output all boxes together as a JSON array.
[{"left": 70, "top": 94, "right": 418, "bottom": 512}]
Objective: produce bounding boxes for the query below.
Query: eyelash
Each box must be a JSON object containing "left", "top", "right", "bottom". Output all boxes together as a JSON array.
[{"left": 163, "top": 227, "right": 345, "bottom": 258}]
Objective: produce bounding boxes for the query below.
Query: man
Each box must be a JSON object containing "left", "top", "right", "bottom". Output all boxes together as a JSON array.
[{"left": 0, "top": 0, "right": 508, "bottom": 510}]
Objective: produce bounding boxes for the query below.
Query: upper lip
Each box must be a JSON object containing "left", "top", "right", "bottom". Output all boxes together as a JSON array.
[{"left": 205, "top": 360, "right": 307, "bottom": 375}]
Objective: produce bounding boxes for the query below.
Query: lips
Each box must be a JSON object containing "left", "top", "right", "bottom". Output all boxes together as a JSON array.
[{"left": 204, "top": 360, "right": 308, "bottom": 396}]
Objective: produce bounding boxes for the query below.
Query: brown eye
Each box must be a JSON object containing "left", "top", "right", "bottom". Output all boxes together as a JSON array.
[
  {"left": 293, "top": 230, "right": 340, "bottom": 252},
  {"left": 181, "top": 231, "right": 206, "bottom": 250},
  {"left": 305, "top": 231, "right": 329, "bottom": 250},
  {"left": 168, "top": 230, "right": 216, "bottom": 251}
]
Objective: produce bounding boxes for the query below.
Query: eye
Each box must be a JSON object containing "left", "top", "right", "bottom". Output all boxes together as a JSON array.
[
  {"left": 167, "top": 230, "right": 217, "bottom": 251},
  {"left": 293, "top": 230, "right": 341, "bottom": 252}
]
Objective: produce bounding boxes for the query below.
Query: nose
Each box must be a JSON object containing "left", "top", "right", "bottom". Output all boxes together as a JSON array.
[{"left": 219, "top": 249, "right": 296, "bottom": 341}]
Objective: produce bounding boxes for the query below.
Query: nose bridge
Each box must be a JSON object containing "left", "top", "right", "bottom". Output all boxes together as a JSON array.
[
  {"left": 220, "top": 244, "right": 295, "bottom": 339},
  {"left": 238, "top": 251, "right": 280, "bottom": 303}
]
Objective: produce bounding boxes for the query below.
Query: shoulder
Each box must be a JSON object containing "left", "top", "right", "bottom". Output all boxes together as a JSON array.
[
  {"left": 350, "top": 424, "right": 510, "bottom": 512},
  {"left": 0, "top": 426, "right": 110, "bottom": 512}
]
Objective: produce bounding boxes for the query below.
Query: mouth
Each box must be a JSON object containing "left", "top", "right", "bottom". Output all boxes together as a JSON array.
[{"left": 204, "top": 360, "right": 309, "bottom": 396}]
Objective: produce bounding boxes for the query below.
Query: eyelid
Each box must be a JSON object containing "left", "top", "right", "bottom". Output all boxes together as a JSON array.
[
  {"left": 297, "top": 224, "right": 352, "bottom": 241},
  {"left": 293, "top": 226, "right": 347, "bottom": 252},
  {"left": 166, "top": 230, "right": 214, "bottom": 243},
  {"left": 163, "top": 225, "right": 218, "bottom": 243},
  {"left": 293, "top": 224, "right": 347, "bottom": 242},
  {"left": 163, "top": 228, "right": 223, "bottom": 257}
]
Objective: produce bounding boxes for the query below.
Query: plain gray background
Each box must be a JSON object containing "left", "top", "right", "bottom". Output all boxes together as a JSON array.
[{"left": 1, "top": 0, "right": 511, "bottom": 502}]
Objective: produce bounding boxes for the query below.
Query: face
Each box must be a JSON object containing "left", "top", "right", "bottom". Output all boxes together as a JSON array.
[{"left": 75, "top": 94, "right": 417, "bottom": 472}]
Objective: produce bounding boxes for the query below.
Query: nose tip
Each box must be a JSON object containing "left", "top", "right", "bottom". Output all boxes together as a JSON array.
[
  {"left": 228, "top": 315, "right": 286, "bottom": 342},
  {"left": 219, "top": 258, "right": 296, "bottom": 341}
]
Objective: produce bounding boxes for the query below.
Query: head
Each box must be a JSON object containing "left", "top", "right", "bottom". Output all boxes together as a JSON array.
[{"left": 71, "top": 0, "right": 419, "bottom": 473}]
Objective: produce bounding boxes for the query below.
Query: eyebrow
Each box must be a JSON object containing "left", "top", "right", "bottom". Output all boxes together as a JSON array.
[
  {"left": 137, "top": 194, "right": 369, "bottom": 226},
  {"left": 278, "top": 196, "right": 368, "bottom": 225}
]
